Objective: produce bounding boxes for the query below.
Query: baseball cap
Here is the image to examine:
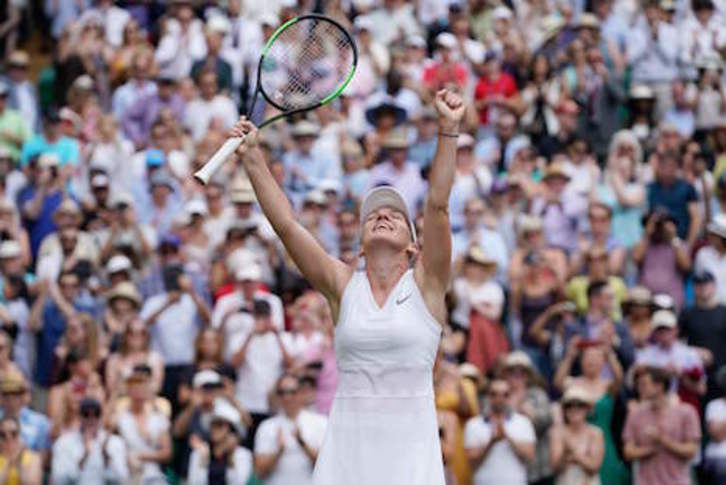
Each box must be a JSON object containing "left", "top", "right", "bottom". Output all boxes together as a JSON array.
[
  {"left": 106, "top": 254, "right": 132, "bottom": 274},
  {"left": 211, "top": 398, "right": 242, "bottom": 434},
  {"left": 360, "top": 186, "right": 417, "bottom": 243},
  {"left": 193, "top": 370, "right": 223, "bottom": 389},
  {"left": 235, "top": 264, "right": 262, "bottom": 282},
  {"left": 652, "top": 310, "right": 677, "bottom": 329},
  {"left": 145, "top": 149, "right": 165, "bottom": 168},
  {"left": 435, "top": 32, "right": 457, "bottom": 50},
  {"left": 693, "top": 270, "right": 716, "bottom": 285}
]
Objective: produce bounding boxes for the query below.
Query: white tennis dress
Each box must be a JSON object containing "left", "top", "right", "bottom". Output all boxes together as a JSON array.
[{"left": 312, "top": 269, "right": 445, "bottom": 485}]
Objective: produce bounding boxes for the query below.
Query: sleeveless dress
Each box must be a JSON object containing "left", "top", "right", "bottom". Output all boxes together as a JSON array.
[
  {"left": 586, "top": 394, "right": 630, "bottom": 485},
  {"left": 312, "top": 270, "right": 446, "bottom": 485}
]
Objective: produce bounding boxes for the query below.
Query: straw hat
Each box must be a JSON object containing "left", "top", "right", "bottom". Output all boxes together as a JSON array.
[
  {"left": 465, "top": 245, "right": 498, "bottom": 267},
  {"left": 562, "top": 385, "right": 594, "bottom": 406},
  {"left": 107, "top": 281, "right": 142, "bottom": 307}
]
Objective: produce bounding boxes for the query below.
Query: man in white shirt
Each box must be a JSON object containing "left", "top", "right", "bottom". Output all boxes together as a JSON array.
[
  {"left": 464, "top": 378, "right": 536, "bottom": 485},
  {"left": 254, "top": 373, "right": 327, "bottom": 485},
  {"left": 51, "top": 398, "right": 129, "bottom": 484},
  {"left": 626, "top": 2, "right": 679, "bottom": 115},
  {"left": 140, "top": 271, "right": 211, "bottom": 405},
  {"left": 212, "top": 263, "right": 284, "bottom": 331},
  {"left": 183, "top": 70, "right": 239, "bottom": 142},
  {"left": 636, "top": 310, "right": 706, "bottom": 393},
  {"left": 154, "top": 3, "right": 207, "bottom": 80},
  {"left": 78, "top": 0, "right": 131, "bottom": 47},
  {"left": 230, "top": 300, "right": 296, "bottom": 446}
]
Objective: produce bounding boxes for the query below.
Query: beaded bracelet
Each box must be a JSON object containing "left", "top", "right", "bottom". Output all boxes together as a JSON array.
[{"left": 438, "top": 132, "right": 459, "bottom": 138}]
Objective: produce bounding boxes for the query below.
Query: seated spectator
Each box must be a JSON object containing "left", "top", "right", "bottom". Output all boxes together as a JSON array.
[
  {"left": 51, "top": 397, "right": 128, "bottom": 484},
  {"left": 188, "top": 398, "right": 253, "bottom": 484},
  {"left": 464, "top": 378, "right": 536, "bottom": 485},
  {"left": 623, "top": 365, "right": 700, "bottom": 485},
  {"left": 549, "top": 386, "right": 604, "bottom": 485},
  {"left": 0, "top": 416, "right": 42, "bottom": 485},
  {"left": 254, "top": 373, "right": 327, "bottom": 484}
]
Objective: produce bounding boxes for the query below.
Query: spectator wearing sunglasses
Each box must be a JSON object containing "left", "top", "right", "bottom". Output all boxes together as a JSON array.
[
  {"left": 0, "top": 416, "right": 41, "bottom": 485},
  {"left": 254, "top": 373, "right": 327, "bottom": 485},
  {"left": 51, "top": 398, "right": 128, "bottom": 484},
  {"left": 464, "top": 378, "right": 536, "bottom": 485},
  {"left": 549, "top": 386, "right": 604, "bottom": 485},
  {"left": 0, "top": 371, "right": 49, "bottom": 457}
]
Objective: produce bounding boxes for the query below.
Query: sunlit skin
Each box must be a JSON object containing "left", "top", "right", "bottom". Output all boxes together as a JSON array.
[{"left": 360, "top": 206, "right": 415, "bottom": 255}]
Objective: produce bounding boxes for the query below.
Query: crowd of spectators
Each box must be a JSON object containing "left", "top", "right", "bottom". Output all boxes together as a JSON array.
[{"left": 2, "top": 0, "right": 726, "bottom": 484}]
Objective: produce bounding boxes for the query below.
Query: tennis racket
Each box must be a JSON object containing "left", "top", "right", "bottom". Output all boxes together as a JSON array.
[{"left": 194, "top": 14, "right": 358, "bottom": 184}]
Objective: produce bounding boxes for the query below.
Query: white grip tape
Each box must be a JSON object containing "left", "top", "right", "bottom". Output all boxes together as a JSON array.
[{"left": 193, "top": 136, "right": 246, "bottom": 184}]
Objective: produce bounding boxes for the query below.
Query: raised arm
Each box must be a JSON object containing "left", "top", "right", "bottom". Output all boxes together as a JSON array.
[
  {"left": 232, "top": 118, "right": 352, "bottom": 319},
  {"left": 414, "top": 90, "right": 466, "bottom": 319}
]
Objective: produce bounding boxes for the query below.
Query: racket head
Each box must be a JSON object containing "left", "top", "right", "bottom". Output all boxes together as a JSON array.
[{"left": 255, "top": 14, "right": 358, "bottom": 119}]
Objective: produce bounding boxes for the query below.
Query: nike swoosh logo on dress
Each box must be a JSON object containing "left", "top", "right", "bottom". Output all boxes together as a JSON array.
[{"left": 395, "top": 294, "right": 412, "bottom": 305}]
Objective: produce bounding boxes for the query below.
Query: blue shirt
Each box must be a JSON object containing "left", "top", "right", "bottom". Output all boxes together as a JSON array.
[
  {"left": 17, "top": 187, "right": 64, "bottom": 258},
  {"left": 34, "top": 298, "right": 95, "bottom": 387},
  {"left": 20, "top": 134, "right": 80, "bottom": 168},
  {"left": 647, "top": 179, "right": 698, "bottom": 239},
  {"left": 0, "top": 407, "right": 50, "bottom": 451}
]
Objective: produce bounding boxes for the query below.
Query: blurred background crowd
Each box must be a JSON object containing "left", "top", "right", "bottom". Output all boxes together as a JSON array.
[{"left": 1, "top": 0, "right": 726, "bottom": 484}]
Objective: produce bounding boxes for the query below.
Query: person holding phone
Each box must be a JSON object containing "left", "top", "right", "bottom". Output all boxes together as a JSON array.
[
  {"left": 140, "top": 268, "right": 211, "bottom": 410},
  {"left": 232, "top": 89, "right": 464, "bottom": 484}
]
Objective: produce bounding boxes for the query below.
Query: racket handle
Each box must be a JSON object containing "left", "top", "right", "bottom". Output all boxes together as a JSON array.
[{"left": 193, "top": 136, "right": 246, "bottom": 185}]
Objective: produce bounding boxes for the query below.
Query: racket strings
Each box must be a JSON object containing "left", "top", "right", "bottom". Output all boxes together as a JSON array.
[{"left": 261, "top": 18, "right": 355, "bottom": 111}]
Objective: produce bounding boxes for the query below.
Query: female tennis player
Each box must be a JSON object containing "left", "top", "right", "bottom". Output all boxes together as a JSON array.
[{"left": 231, "top": 89, "right": 465, "bottom": 485}]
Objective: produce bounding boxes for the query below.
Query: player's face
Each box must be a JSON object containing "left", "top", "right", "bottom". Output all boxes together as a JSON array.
[{"left": 361, "top": 206, "right": 412, "bottom": 252}]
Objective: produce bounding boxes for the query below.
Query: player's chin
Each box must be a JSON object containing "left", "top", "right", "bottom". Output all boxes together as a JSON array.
[{"left": 363, "top": 232, "right": 409, "bottom": 251}]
